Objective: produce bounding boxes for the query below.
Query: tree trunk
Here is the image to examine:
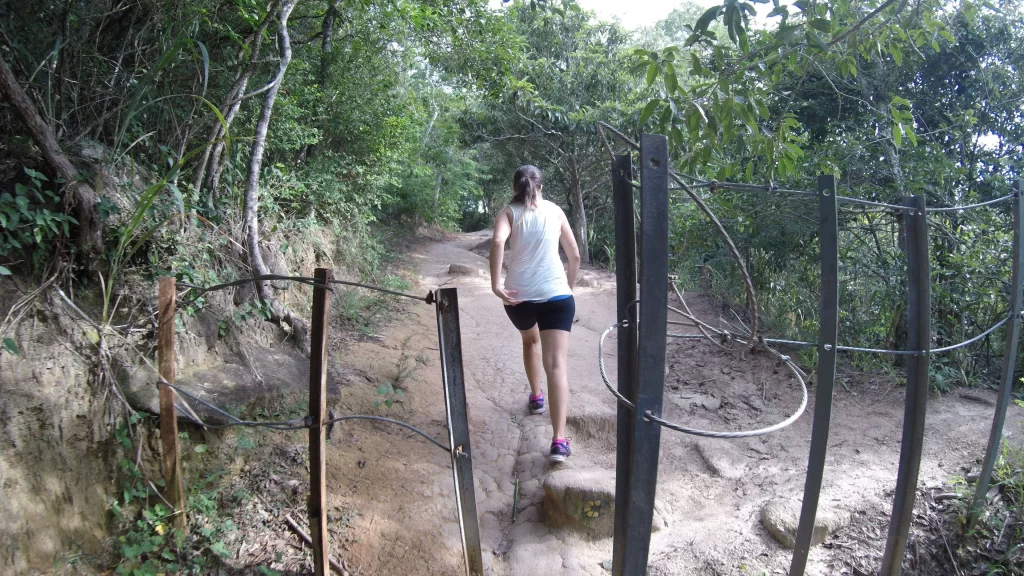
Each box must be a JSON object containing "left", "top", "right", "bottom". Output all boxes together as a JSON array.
[
  {"left": 52, "top": 0, "right": 75, "bottom": 133},
  {"left": 0, "top": 54, "right": 101, "bottom": 252},
  {"left": 570, "top": 174, "right": 590, "bottom": 263},
  {"left": 302, "top": 0, "right": 341, "bottom": 162},
  {"left": 320, "top": 0, "right": 340, "bottom": 79},
  {"left": 193, "top": 1, "right": 283, "bottom": 198},
  {"left": 242, "top": 0, "right": 309, "bottom": 353}
]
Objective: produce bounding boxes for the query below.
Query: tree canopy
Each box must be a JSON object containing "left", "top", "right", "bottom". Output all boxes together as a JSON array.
[{"left": 1, "top": 0, "right": 1021, "bottom": 383}]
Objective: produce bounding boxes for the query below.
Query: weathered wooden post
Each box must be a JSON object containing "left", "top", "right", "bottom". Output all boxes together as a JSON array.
[
  {"left": 619, "top": 133, "right": 669, "bottom": 576},
  {"left": 157, "top": 276, "right": 186, "bottom": 530}
]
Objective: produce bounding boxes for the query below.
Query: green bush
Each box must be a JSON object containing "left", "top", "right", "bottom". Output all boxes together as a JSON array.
[{"left": 0, "top": 167, "right": 77, "bottom": 270}]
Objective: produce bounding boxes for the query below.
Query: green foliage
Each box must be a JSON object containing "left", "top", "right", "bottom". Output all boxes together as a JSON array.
[
  {"left": 2, "top": 337, "right": 19, "bottom": 355},
  {"left": 0, "top": 167, "right": 77, "bottom": 270},
  {"left": 463, "top": 0, "right": 645, "bottom": 262},
  {"left": 944, "top": 443, "right": 1024, "bottom": 573},
  {"left": 631, "top": 0, "right": 966, "bottom": 180},
  {"left": 628, "top": 0, "right": 1023, "bottom": 381},
  {"left": 373, "top": 337, "right": 429, "bottom": 412},
  {"left": 217, "top": 300, "right": 269, "bottom": 338},
  {"left": 373, "top": 381, "right": 406, "bottom": 412},
  {"left": 1, "top": 0, "right": 1020, "bottom": 396},
  {"left": 333, "top": 273, "right": 412, "bottom": 334},
  {"left": 108, "top": 415, "right": 271, "bottom": 575}
]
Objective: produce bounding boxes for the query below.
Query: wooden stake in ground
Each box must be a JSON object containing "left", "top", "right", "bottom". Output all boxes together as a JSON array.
[
  {"left": 284, "top": 515, "right": 347, "bottom": 575},
  {"left": 308, "top": 268, "right": 332, "bottom": 576},
  {"left": 157, "top": 277, "right": 186, "bottom": 530}
]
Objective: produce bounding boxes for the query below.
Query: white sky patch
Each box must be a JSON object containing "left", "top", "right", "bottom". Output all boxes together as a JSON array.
[
  {"left": 576, "top": 0, "right": 718, "bottom": 29},
  {"left": 976, "top": 132, "right": 1001, "bottom": 150},
  {"left": 488, "top": 0, "right": 779, "bottom": 30}
]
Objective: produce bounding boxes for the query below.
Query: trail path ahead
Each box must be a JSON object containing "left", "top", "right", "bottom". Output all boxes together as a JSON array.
[
  {"left": 418, "top": 229, "right": 623, "bottom": 576},
  {"left": 326, "top": 229, "right": 1024, "bottom": 576}
]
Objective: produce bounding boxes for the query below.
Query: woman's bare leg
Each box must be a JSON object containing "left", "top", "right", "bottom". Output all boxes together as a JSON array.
[
  {"left": 519, "top": 325, "right": 543, "bottom": 397},
  {"left": 540, "top": 329, "right": 570, "bottom": 439}
]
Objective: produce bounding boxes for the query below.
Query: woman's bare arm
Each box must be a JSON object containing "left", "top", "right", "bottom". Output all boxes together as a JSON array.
[
  {"left": 490, "top": 208, "right": 520, "bottom": 304},
  {"left": 559, "top": 210, "right": 582, "bottom": 290}
]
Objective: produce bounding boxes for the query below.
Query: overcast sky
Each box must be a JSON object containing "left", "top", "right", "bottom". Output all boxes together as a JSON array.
[
  {"left": 574, "top": 0, "right": 719, "bottom": 29},
  {"left": 488, "top": 0, "right": 777, "bottom": 30}
]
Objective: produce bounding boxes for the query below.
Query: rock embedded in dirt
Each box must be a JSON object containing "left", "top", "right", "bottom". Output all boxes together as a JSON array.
[
  {"left": 543, "top": 468, "right": 668, "bottom": 538},
  {"left": 448, "top": 263, "right": 484, "bottom": 276},
  {"left": 576, "top": 272, "right": 598, "bottom": 288},
  {"left": 565, "top": 411, "right": 617, "bottom": 444},
  {"left": 122, "top": 345, "right": 310, "bottom": 424},
  {"left": 695, "top": 440, "right": 750, "bottom": 479},
  {"left": 760, "top": 498, "right": 850, "bottom": 549},
  {"left": 679, "top": 393, "right": 721, "bottom": 411}
]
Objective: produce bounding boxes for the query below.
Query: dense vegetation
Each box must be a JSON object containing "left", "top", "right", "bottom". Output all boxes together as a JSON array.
[{"left": 1, "top": 1, "right": 1021, "bottom": 378}]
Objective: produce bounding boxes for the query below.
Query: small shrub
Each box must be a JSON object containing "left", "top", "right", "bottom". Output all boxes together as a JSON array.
[
  {"left": 0, "top": 167, "right": 77, "bottom": 270},
  {"left": 943, "top": 444, "right": 1024, "bottom": 574},
  {"left": 107, "top": 415, "right": 271, "bottom": 575}
]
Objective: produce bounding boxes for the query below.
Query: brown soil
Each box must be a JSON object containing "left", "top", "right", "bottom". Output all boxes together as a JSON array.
[{"left": 215, "top": 229, "right": 1024, "bottom": 576}]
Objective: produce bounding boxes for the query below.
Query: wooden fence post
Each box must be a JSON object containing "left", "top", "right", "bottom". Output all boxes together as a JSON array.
[
  {"left": 308, "top": 268, "right": 332, "bottom": 576},
  {"left": 157, "top": 276, "right": 186, "bottom": 530}
]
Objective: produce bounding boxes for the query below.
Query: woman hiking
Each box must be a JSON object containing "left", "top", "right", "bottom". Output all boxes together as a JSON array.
[{"left": 489, "top": 165, "right": 581, "bottom": 463}]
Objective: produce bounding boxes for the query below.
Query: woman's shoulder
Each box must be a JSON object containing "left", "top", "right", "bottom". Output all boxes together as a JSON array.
[{"left": 541, "top": 199, "right": 566, "bottom": 216}]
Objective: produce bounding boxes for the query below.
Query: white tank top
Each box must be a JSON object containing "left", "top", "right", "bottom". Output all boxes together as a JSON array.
[{"left": 503, "top": 200, "right": 572, "bottom": 302}]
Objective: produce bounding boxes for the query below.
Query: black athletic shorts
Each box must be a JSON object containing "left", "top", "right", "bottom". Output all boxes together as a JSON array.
[{"left": 504, "top": 295, "right": 575, "bottom": 332}]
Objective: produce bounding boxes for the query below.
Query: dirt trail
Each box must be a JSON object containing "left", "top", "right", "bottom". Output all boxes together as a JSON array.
[{"left": 322, "top": 229, "right": 1024, "bottom": 576}]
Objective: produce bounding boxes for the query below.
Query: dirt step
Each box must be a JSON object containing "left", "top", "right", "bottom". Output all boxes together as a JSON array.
[
  {"left": 543, "top": 468, "right": 670, "bottom": 539},
  {"left": 760, "top": 498, "right": 850, "bottom": 549},
  {"left": 447, "top": 262, "right": 485, "bottom": 275},
  {"left": 695, "top": 439, "right": 752, "bottom": 480}
]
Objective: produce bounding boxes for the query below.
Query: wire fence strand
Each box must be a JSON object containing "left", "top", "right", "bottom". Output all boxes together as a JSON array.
[
  {"left": 163, "top": 380, "right": 451, "bottom": 452},
  {"left": 598, "top": 317, "right": 809, "bottom": 438},
  {"left": 755, "top": 313, "right": 1012, "bottom": 356},
  {"left": 709, "top": 181, "right": 817, "bottom": 197},
  {"left": 163, "top": 380, "right": 309, "bottom": 430},
  {"left": 927, "top": 193, "right": 1015, "bottom": 213},
  {"left": 323, "top": 415, "right": 450, "bottom": 453},
  {"left": 599, "top": 321, "right": 637, "bottom": 411},
  {"left": 601, "top": 303, "right": 1010, "bottom": 437},
  {"left": 931, "top": 315, "right": 1011, "bottom": 354},
  {"left": 836, "top": 196, "right": 908, "bottom": 211},
  {"left": 179, "top": 275, "right": 432, "bottom": 304}
]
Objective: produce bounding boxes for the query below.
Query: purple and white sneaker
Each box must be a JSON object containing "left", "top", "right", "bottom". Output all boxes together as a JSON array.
[
  {"left": 529, "top": 393, "right": 546, "bottom": 415},
  {"left": 549, "top": 438, "right": 571, "bottom": 463}
]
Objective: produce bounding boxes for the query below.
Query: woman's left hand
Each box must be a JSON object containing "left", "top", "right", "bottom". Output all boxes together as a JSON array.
[{"left": 493, "top": 286, "right": 522, "bottom": 306}]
